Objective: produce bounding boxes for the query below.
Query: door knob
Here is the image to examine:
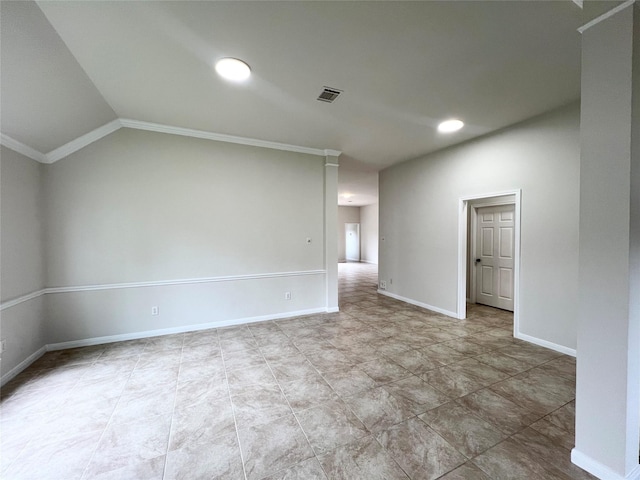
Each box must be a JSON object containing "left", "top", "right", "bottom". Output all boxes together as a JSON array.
[{"left": 475, "top": 258, "right": 481, "bottom": 263}]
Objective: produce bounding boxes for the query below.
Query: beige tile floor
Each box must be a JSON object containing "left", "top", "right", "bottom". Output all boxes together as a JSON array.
[{"left": 0, "top": 263, "right": 595, "bottom": 479}]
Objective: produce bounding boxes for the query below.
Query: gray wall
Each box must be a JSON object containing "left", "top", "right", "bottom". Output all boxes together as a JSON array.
[
  {"left": 338, "top": 206, "right": 360, "bottom": 262},
  {"left": 379, "top": 103, "right": 580, "bottom": 350},
  {"left": 42, "top": 129, "right": 327, "bottom": 344},
  {"left": 1, "top": 146, "right": 47, "bottom": 377},
  {"left": 360, "top": 203, "right": 379, "bottom": 264}
]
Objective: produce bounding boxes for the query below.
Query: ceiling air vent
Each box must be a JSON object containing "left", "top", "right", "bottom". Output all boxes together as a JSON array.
[{"left": 317, "top": 87, "right": 343, "bottom": 103}]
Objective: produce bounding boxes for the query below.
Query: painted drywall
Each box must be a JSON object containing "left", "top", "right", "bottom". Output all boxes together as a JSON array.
[
  {"left": 360, "top": 203, "right": 379, "bottom": 264},
  {"left": 0, "top": 146, "right": 47, "bottom": 377},
  {"left": 338, "top": 206, "right": 360, "bottom": 262},
  {"left": 573, "top": 4, "right": 640, "bottom": 478},
  {"left": 43, "top": 128, "right": 327, "bottom": 341},
  {"left": 379, "top": 102, "right": 580, "bottom": 350}
]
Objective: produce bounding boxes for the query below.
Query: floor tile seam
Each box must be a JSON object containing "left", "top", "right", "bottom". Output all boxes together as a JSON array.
[
  {"left": 371, "top": 434, "right": 413, "bottom": 480},
  {"left": 534, "top": 355, "right": 577, "bottom": 379},
  {"left": 489, "top": 429, "right": 577, "bottom": 478},
  {"left": 469, "top": 353, "right": 542, "bottom": 382},
  {"left": 255, "top": 341, "right": 321, "bottom": 479},
  {"left": 484, "top": 383, "right": 564, "bottom": 421},
  {"left": 78, "top": 352, "right": 142, "bottom": 480},
  {"left": 441, "top": 398, "right": 528, "bottom": 443},
  {"left": 161, "top": 343, "right": 189, "bottom": 479},
  {"left": 410, "top": 414, "right": 484, "bottom": 464},
  {"left": 452, "top": 394, "right": 545, "bottom": 434},
  {"left": 219, "top": 333, "right": 250, "bottom": 480},
  {"left": 0, "top": 430, "right": 33, "bottom": 475},
  {"left": 372, "top": 414, "right": 465, "bottom": 477}
]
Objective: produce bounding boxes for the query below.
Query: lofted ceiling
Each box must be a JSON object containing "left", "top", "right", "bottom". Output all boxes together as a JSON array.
[{"left": 1, "top": 1, "right": 583, "bottom": 206}]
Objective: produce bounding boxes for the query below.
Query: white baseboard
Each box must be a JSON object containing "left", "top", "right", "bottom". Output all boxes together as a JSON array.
[
  {"left": 2, "top": 307, "right": 331, "bottom": 384},
  {"left": 516, "top": 332, "right": 576, "bottom": 357},
  {"left": 326, "top": 307, "right": 340, "bottom": 313},
  {"left": 1, "top": 346, "right": 46, "bottom": 386},
  {"left": 360, "top": 259, "right": 378, "bottom": 265},
  {"left": 46, "top": 307, "right": 329, "bottom": 351},
  {"left": 571, "top": 448, "right": 640, "bottom": 480},
  {"left": 377, "top": 290, "right": 457, "bottom": 318}
]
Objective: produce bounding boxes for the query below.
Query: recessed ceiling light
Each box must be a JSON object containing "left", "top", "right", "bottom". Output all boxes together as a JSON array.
[
  {"left": 343, "top": 193, "right": 353, "bottom": 199},
  {"left": 437, "top": 119, "right": 464, "bottom": 133},
  {"left": 215, "top": 58, "right": 251, "bottom": 82}
]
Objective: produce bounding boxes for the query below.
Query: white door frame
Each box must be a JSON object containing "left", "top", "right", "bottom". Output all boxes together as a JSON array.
[{"left": 457, "top": 190, "right": 521, "bottom": 334}]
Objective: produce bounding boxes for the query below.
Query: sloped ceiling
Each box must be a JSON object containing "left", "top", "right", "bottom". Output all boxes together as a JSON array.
[
  {"left": 0, "top": 1, "right": 117, "bottom": 153},
  {"left": 1, "top": 1, "right": 583, "bottom": 205}
]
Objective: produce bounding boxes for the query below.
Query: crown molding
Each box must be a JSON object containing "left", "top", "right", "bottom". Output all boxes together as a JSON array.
[
  {"left": 46, "top": 119, "right": 122, "bottom": 163},
  {"left": 0, "top": 134, "right": 47, "bottom": 163},
  {"left": 120, "top": 119, "right": 336, "bottom": 158},
  {"left": 324, "top": 149, "right": 342, "bottom": 157},
  {"left": 578, "top": 0, "right": 635, "bottom": 33},
  {"left": 1, "top": 119, "right": 341, "bottom": 164}
]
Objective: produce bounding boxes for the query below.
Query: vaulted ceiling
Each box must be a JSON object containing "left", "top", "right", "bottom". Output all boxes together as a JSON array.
[{"left": 1, "top": 1, "right": 583, "bottom": 206}]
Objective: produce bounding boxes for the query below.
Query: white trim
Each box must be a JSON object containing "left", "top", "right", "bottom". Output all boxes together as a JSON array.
[
  {"left": 377, "top": 289, "right": 457, "bottom": 318},
  {"left": 326, "top": 307, "right": 340, "bottom": 313},
  {"left": 45, "top": 119, "right": 122, "bottom": 163},
  {"left": 0, "top": 271, "right": 325, "bottom": 310},
  {"left": 45, "top": 270, "right": 325, "bottom": 295},
  {"left": 571, "top": 449, "right": 640, "bottom": 480},
  {"left": 516, "top": 332, "right": 576, "bottom": 357},
  {"left": 324, "top": 149, "right": 341, "bottom": 157},
  {"left": 120, "top": 119, "right": 337, "bottom": 158},
  {"left": 578, "top": 0, "right": 635, "bottom": 33},
  {"left": 360, "top": 259, "right": 378, "bottom": 265},
  {"left": 457, "top": 190, "right": 521, "bottom": 329},
  {"left": 0, "top": 346, "right": 46, "bottom": 386},
  {"left": 46, "top": 307, "right": 330, "bottom": 351},
  {"left": 0, "top": 289, "right": 46, "bottom": 311},
  {"left": 0, "top": 305, "right": 333, "bottom": 386},
  {"left": 0, "top": 134, "right": 47, "bottom": 162},
  {"left": 468, "top": 196, "right": 517, "bottom": 305},
  {"left": 325, "top": 163, "right": 340, "bottom": 167},
  {"left": 1, "top": 119, "right": 341, "bottom": 164},
  {"left": 571, "top": 0, "right": 583, "bottom": 9}
]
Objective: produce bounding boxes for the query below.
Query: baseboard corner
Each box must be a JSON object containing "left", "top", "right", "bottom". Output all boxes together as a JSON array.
[{"left": 1, "top": 346, "right": 47, "bottom": 387}]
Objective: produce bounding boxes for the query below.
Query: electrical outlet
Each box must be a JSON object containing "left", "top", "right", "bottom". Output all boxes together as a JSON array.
[
  {"left": 390, "top": 278, "right": 393, "bottom": 285},
  {"left": 285, "top": 292, "right": 292, "bottom": 300},
  {"left": 379, "top": 281, "right": 386, "bottom": 290},
  {"left": 0, "top": 339, "right": 5, "bottom": 355},
  {"left": 151, "top": 306, "right": 159, "bottom": 315}
]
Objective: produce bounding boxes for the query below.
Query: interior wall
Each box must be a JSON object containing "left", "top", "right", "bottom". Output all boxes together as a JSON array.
[
  {"left": 42, "top": 128, "right": 328, "bottom": 344},
  {"left": 338, "top": 206, "right": 360, "bottom": 262},
  {"left": 379, "top": 102, "right": 580, "bottom": 350},
  {"left": 1, "top": 146, "right": 47, "bottom": 378},
  {"left": 360, "top": 203, "right": 379, "bottom": 264}
]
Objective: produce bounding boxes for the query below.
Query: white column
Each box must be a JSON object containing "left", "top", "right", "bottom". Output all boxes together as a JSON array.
[
  {"left": 324, "top": 150, "right": 340, "bottom": 312},
  {"left": 573, "top": 2, "right": 640, "bottom": 479}
]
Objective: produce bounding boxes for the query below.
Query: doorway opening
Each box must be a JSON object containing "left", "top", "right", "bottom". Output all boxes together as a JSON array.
[
  {"left": 457, "top": 190, "right": 521, "bottom": 334},
  {"left": 345, "top": 223, "right": 360, "bottom": 262}
]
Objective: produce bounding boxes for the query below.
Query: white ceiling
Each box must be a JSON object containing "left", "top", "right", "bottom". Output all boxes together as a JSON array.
[{"left": 1, "top": 1, "right": 583, "bottom": 206}]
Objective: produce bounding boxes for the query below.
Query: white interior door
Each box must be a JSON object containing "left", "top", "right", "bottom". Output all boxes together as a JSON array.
[
  {"left": 345, "top": 223, "right": 360, "bottom": 262},
  {"left": 475, "top": 204, "right": 515, "bottom": 311}
]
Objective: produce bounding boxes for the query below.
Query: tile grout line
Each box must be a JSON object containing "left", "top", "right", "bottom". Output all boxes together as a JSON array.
[
  {"left": 251, "top": 323, "right": 328, "bottom": 478},
  {"left": 78, "top": 346, "right": 144, "bottom": 480},
  {"left": 160, "top": 334, "right": 186, "bottom": 480},
  {"left": 219, "top": 331, "right": 250, "bottom": 480}
]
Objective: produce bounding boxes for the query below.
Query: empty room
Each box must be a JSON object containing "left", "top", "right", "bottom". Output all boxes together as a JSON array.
[{"left": 1, "top": 1, "right": 638, "bottom": 480}]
